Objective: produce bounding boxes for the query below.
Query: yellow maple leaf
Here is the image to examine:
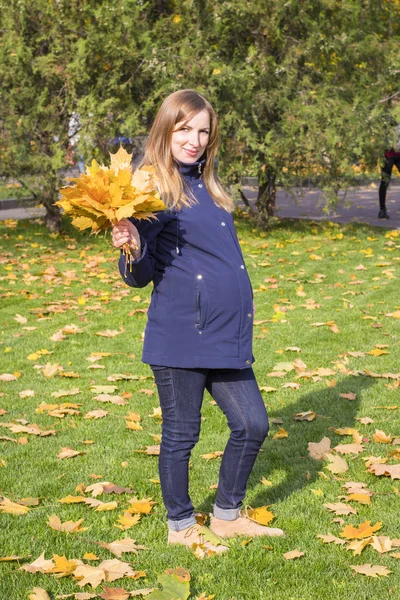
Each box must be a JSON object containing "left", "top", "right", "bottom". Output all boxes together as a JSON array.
[
  {"left": 246, "top": 506, "right": 275, "bottom": 526},
  {"left": 340, "top": 520, "right": 382, "bottom": 540},
  {"left": 127, "top": 497, "right": 155, "bottom": 514},
  {"left": 273, "top": 427, "right": 288, "bottom": 439}
]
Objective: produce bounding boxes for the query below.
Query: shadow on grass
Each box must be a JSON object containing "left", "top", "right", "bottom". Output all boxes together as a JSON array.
[{"left": 198, "top": 374, "right": 376, "bottom": 513}]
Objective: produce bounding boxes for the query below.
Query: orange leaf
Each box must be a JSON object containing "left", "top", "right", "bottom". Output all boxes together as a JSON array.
[{"left": 340, "top": 521, "right": 382, "bottom": 540}]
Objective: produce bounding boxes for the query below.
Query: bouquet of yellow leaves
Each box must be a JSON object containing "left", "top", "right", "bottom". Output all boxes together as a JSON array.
[{"left": 56, "top": 146, "right": 165, "bottom": 271}]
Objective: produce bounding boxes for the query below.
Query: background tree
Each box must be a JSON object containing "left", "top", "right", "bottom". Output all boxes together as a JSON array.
[
  {"left": 0, "top": 0, "right": 150, "bottom": 231},
  {"left": 1, "top": 0, "right": 399, "bottom": 230},
  {"left": 140, "top": 0, "right": 400, "bottom": 224}
]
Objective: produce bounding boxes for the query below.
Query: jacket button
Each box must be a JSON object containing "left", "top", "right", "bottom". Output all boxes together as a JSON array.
[
  {"left": 246, "top": 360, "right": 251, "bottom": 365},
  {"left": 198, "top": 183, "right": 203, "bottom": 188},
  {"left": 221, "top": 221, "right": 226, "bottom": 226},
  {"left": 240, "top": 265, "right": 245, "bottom": 269},
  {"left": 197, "top": 274, "right": 202, "bottom": 279},
  {"left": 248, "top": 313, "right": 252, "bottom": 318}
]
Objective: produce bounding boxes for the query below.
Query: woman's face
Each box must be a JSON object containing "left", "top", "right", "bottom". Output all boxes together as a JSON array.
[{"left": 171, "top": 109, "right": 210, "bottom": 163}]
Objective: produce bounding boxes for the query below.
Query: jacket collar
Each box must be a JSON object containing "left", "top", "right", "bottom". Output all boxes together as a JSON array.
[{"left": 176, "top": 156, "right": 206, "bottom": 179}]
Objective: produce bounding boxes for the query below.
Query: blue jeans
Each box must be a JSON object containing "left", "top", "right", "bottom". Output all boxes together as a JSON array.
[{"left": 151, "top": 366, "right": 269, "bottom": 531}]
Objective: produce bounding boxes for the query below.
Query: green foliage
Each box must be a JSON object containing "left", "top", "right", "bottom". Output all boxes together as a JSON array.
[{"left": 1, "top": 0, "right": 399, "bottom": 229}]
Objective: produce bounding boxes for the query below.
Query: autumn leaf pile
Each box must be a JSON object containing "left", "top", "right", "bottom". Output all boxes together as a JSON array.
[
  {"left": 56, "top": 147, "right": 165, "bottom": 234},
  {"left": 0, "top": 214, "right": 400, "bottom": 599}
]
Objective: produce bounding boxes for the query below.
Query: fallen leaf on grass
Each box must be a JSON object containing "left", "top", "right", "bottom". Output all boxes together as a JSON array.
[
  {"left": 100, "top": 538, "right": 147, "bottom": 558},
  {"left": 346, "top": 537, "right": 373, "bottom": 556},
  {"left": 147, "top": 570, "right": 190, "bottom": 600},
  {"left": 0, "top": 555, "right": 25, "bottom": 561},
  {"left": 333, "top": 443, "right": 364, "bottom": 456},
  {"left": 84, "top": 410, "right": 108, "bottom": 420},
  {"left": 29, "top": 588, "right": 50, "bottom": 600},
  {"left": 99, "top": 588, "right": 130, "bottom": 600},
  {"left": 317, "top": 533, "right": 346, "bottom": 545},
  {"left": 324, "top": 503, "right": 357, "bottom": 516},
  {"left": 47, "top": 515, "right": 87, "bottom": 533},
  {"left": 200, "top": 451, "right": 223, "bottom": 461},
  {"left": 95, "top": 330, "right": 124, "bottom": 338},
  {"left": 339, "top": 393, "right": 357, "bottom": 401},
  {"left": 246, "top": 506, "right": 275, "bottom": 526},
  {"left": 350, "top": 564, "right": 391, "bottom": 578},
  {"left": 308, "top": 437, "right": 331, "bottom": 460},
  {"left": 58, "top": 447, "right": 86, "bottom": 460},
  {"left": 273, "top": 427, "right": 288, "bottom": 439},
  {"left": 114, "top": 512, "right": 141, "bottom": 531},
  {"left": 294, "top": 411, "right": 316, "bottom": 421},
  {"left": 0, "top": 497, "right": 30, "bottom": 515},
  {"left": 94, "top": 394, "right": 127, "bottom": 406},
  {"left": 368, "top": 463, "right": 400, "bottom": 480},
  {"left": 373, "top": 430, "right": 392, "bottom": 444},
  {"left": 20, "top": 553, "right": 55, "bottom": 573},
  {"left": 283, "top": 550, "right": 305, "bottom": 560},
  {"left": 325, "top": 453, "right": 348, "bottom": 474},
  {"left": 127, "top": 498, "right": 156, "bottom": 514},
  {"left": 370, "top": 535, "right": 393, "bottom": 554},
  {"left": 340, "top": 521, "right": 382, "bottom": 540},
  {"left": 356, "top": 416, "right": 374, "bottom": 425}
]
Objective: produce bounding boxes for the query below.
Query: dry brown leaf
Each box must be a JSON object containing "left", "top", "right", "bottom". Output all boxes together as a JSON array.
[
  {"left": 59, "top": 495, "right": 86, "bottom": 504},
  {"left": 370, "top": 535, "right": 393, "bottom": 554},
  {"left": 350, "top": 564, "right": 391, "bottom": 578},
  {"left": 200, "top": 451, "right": 224, "bottom": 461},
  {"left": 346, "top": 537, "right": 373, "bottom": 556},
  {"left": 356, "top": 416, "right": 374, "bottom": 425},
  {"left": 373, "top": 429, "right": 392, "bottom": 444},
  {"left": 29, "top": 588, "right": 50, "bottom": 600},
  {"left": 339, "top": 393, "right": 357, "bottom": 401},
  {"left": 308, "top": 437, "right": 331, "bottom": 460},
  {"left": 74, "top": 564, "right": 106, "bottom": 589},
  {"left": 283, "top": 550, "right": 305, "bottom": 560},
  {"left": 84, "top": 409, "right": 108, "bottom": 420},
  {"left": 99, "top": 558, "right": 135, "bottom": 582},
  {"left": 0, "top": 497, "right": 30, "bottom": 515},
  {"left": 340, "top": 521, "right": 382, "bottom": 540},
  {"left": 325, "top": 453, "right": 348, "bottom": 474},
  {"left": 368, "top": 463, "right": 400, "bottom": 480},
  {"left": 333, "top": 443, "right": 364, "bottom": 456},
  {"left": 94, "top": 394, "right": 127, "bottom": 406},
  {"left": 317, "top": 533, "right": 346, "bottom": 545},
  {"left": 47, "top": 515, "right": 87, "bottom": 533},
  {"left": 135, "top": 445, "right": 160, "bottom": 456},
  {"left": 58, "top": 447, "right": 86, "bottom": 460},
  {"left": 100, "top": 538, "right": 147, "bottom": 558},
  {"left": 95, "top": 330, "right": 124, "bottom": 338},
  {"left": 20, "top": 553, "right": 55, "bottom": 574},
  {"left": 294, "top": 411, "right": 316, "bottom": 421},
  {"left": 99, "top": 587, "right": 130, "bottom": 600},
  {"left": 323, "top": 502, "right": 357, "bottom": 516}
]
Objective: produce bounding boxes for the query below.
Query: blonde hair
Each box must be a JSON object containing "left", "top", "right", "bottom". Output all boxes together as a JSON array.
[{"left": 140, "top": 89, "right": 234, "bottom": 212}]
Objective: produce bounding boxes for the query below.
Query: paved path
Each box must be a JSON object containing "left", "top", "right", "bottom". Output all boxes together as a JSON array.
[
  {"left": 1, "top": 183, "right": 399, "bottom": 229},
  {"left": 243, "top": 183, "right": 400, "bottom": 229}
]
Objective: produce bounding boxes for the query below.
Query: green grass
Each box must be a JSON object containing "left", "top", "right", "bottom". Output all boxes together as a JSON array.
[{"left": 0, "top": 212, "right": 399, "bottom": 599}]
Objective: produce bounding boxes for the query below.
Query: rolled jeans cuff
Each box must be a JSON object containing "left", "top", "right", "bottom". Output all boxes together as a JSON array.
[
  {"left": 213, "top": 504, "right": 241, "bottom": 521},
  {"left": 168, "top": 515, "right": 197, "bottom": 532}
]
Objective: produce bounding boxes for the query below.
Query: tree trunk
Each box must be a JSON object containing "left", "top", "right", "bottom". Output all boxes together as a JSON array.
[
  {"left": 41, "top": 175, "right": 62, "bottom": 233},
  {"left": 255, "top": 173, "right": 276, "bottom": 226}
]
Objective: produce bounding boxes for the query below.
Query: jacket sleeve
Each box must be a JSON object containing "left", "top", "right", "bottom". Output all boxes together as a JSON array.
[{"left": 118, "top": 212, "right": 172, "bottom": 288}]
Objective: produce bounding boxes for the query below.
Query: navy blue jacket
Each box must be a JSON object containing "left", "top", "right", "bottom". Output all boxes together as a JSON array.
[{"left": 118, "top": 159, "right": 254, "bottom": 369}]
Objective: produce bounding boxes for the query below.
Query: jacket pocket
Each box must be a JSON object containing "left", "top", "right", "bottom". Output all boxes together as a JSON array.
[{"left": 195, "top": 280, "right": 208, "bottom": 330}]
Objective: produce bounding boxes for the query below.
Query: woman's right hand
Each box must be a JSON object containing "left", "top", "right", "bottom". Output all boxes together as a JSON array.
[{"left": 112, "top": 219, "right": 141, "bottom": 258}]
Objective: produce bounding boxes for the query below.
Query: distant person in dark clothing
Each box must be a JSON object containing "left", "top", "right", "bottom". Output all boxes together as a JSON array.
[{"left": 379, "top": 124, "right": 400, "bottom": 219}]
